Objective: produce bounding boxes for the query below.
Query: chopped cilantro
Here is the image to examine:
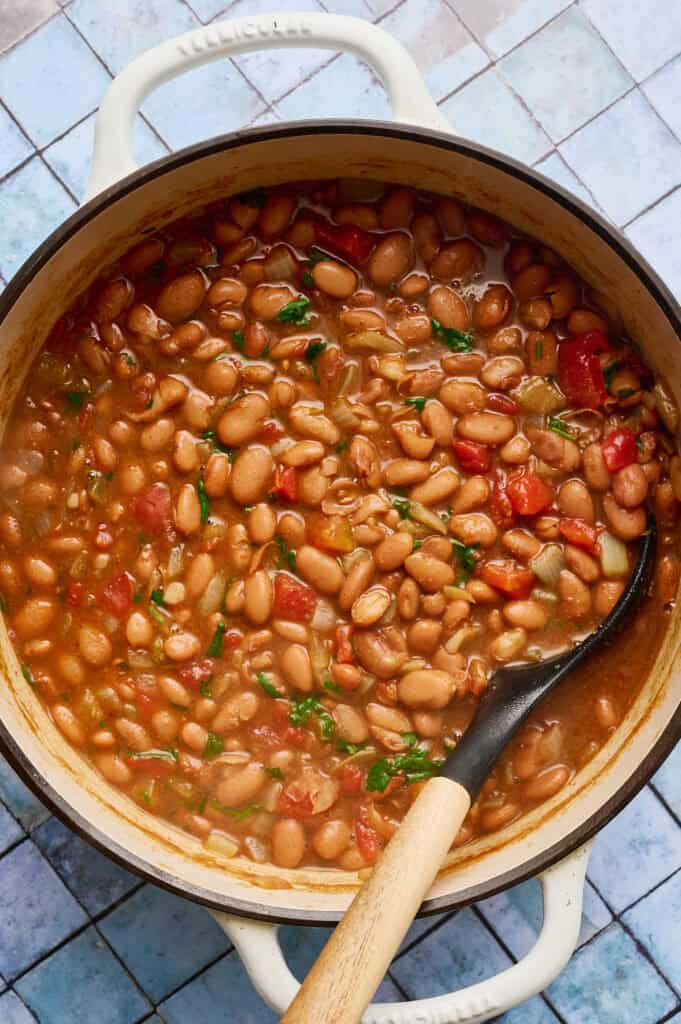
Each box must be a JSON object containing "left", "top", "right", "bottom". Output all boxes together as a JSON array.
[
  {"left": 64, "top": 390, "right": 89, "bottom": 412},
  {"left": 392, "top": 497, "right": 412, "bottom": 520},
  {"left": 636, "top": 436, "right": 646, "bottom": 454},
  {"left": 404, "top": 397, "right": 427, "bottom": 412},
  {"left": 21, "top": 664, "right": 35, "bottom": 688},
  {"left": 548, "top": 416, "right": 577, "bottom": 442},
  {"left": 238, "top": 186, "right": 266, "bottom": 208},
  {"left": 289, "top": 696, "right": 335, "bottom": 740},
  {"left": 305, "top": 339, "right": 327, "bottom": 383},
  {"left": 206, "top": 621, "right": 226, "bottom": 657},
  {"left": 603, "top": 360, "right": 623, "bottom": 390},
  {"left": 412, "top": 539, "right": 423, "bottom": 551},
  {"left": 276, "top": 296, "right": 312, "bottom": 326},
  {"left": 200, "top": 430, "right": 233, "bottom": 457},
  {"left": 431, "top": 318, "right": 474, "bottom": 352},
  {"left": 126, "top": 748, "right": 178, "bottom": 764},
  {"left": 145, "top": 397, "right": 154, "bottom": 410},
  {"left": 266, "top": 767, "right": 284, "bottom": 780},
  {"left": 302, "top": 271, "right": 314, "bottom": 288},
  {"left": 452, "top": 539, "right": 479, "bottom": 584},
  {"left": 534, "top": 339, "right": 543, "bottom": 361},
  {"left": 0, "top": 594, "right": 6, "bottom": 613},
  {"left": 401, "top": 732, "right": 418, "bottom": 748},
  {"left": 197, "top": 473, "right": 210, "bottom": 523},
  {"left": 150, "top": 589, "right": 165, "bottom": 606},
  {"left": 148, "top": 602, "right": 165, "bottom": 627},
  {"left": 203, "top": 732, "right": 224, "bottom": 759},
  {"left": 276, "top": 536, "right": 296, "bottom": 572},
  {"left": 617, "top": 387, "right": 637, "bottom": 399},
  {"left": 322, "top": 679, "right": 342, "bottom": 694},
  {"left": 199, "top": 678, "right": 213, "bottom": 698},
  {"left": 208, "top": 799, "right": 261, "bottom": 820},
  {"left": 232, "top": 329, "right": 245, "bottom": 351},
  {"left": 366, "top": 747, "right": 444, "bottom": 793},
  {"left": 336, "top": 739, "right": 366, "bottom": 755},
  {"left": 257, "top": 672, "right": 281, "bottom": 698},
  {"left": 133, "top": 591, "right": 142, "bottom": 604}
]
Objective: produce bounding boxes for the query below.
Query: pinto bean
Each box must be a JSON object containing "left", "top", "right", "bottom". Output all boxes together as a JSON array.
[
  {"left": 280, "top": 644, "right": 314, "bottom": 692},
  {"left": 272, "top": 819, "right": 306, "bottom": 869},
  {"left": 450, "top": 513, "right": 498, "bottom": 548},
  {"left": 490, "top": 628, "right": 527, "bottom": 662},
  {"left": 430, "top": 240, "right": 480, "bottom": 280},
  {"left": 602, "top": 494, "right": 647, "bottom": 540},
  {"left": 557, "top": 480, "right": 594, "bottom": 521},
  {"left": 383, "top": 459, "right": 430, "bottom": 488},
  {"left": 452, "top": 475, "right": 490, "bottom": 514},
  {"left": 354, "top": 630, "right": 406, "bottom": 678},
  {"left": 398, "top": 669, "right": 455, "bottom": 709},
  {"left": 217, "top": 763, "right": 267, "bottom": 807},
  {"left": 593, "top": 579, "right": 625, "bottom": 616},
  {"left": 156, "top": 271, "right": 206, "bottom": 322},
  {"left": 422, "top": 401, "right": 454, "bottom": 446},
  {"left": 312, "top": 260, "right": 357, "bottom": 299},
  {"left": 352, "top": 585, "right": 392, "bottom": 627},
  {"left": 407, "top": 619, "right": 443, "bottom": 655},
  {"left": 313, "top": 820, "right": 351, "bottom": 861},
  {"left": 526, "top": 330, "right": 558, "bottom": 375},
  {"left": 565, "top": 545, "right": 600, "bottom": 583},
  {"left": 612, "top": 464, "right": 648, "bottom": 508},
  {"left": 217, "top": 393, "right": 269, "bottom": 447},
  {"left": 558, "top": 570, "right": 592, "bottom": 619},
  {"left": 397, "top": 577, "right": 420, "bottom": 620},
  {"left": 339, "top": 556, "right": 375, "bottom": 612},
  {"left": 583, "top": 443, "right": 611, "bottom": 491},
  {"left": 296, "top": 546, "right": 343, "bottom": 594},
  {"left": 503, "top": 600, "right": 547, "bottom": 630},
  {"left": 410, "top": 467, "right": 459, "bottom": 506},
  {"left": 457, "top": 412, "right": 515, "bottom": 446},
  {"left": 368, "top": 233, "right": 413, "bottom": 286},
  {"left": 374, "top": 532, "right": 413, "bottom": 572},
  {"left": 439, "top": 379, "right": 486, "bottom": 414},
  {"left": 523, "top": 765, "right": 570, "bottom": 801},
  {"left": 512, "top": 263, "right": 552, "bottom": 301},
  {"left": 230, "top": 447, "right": 273, "bottom": 505},
  {"left": 404, "top": 552, "right": 455, "bottom": 592},
  {"left": 78, "top": 624, "right": 112, "bottom": 666},
  {"left": 473, "top": 285, "right": 513, "bottom": 329},
  {"left": 244, "top": 570, "right": 273, "bottom": 625},
  {"left": 428, "top": 286, "right": 470, "bottom": 332},
  {"left": 595, "top": 695, "right": 618, "bottom": 730},
  {"left": 480, "top": 356, "right": 524, "bottom": 391}
]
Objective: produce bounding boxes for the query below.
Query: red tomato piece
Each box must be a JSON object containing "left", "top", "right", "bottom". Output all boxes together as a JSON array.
[
  {"left": 65, "top": 581, "right": 85, "bottom": 607},
  {"left": 488, "top": 472, "right": 515, "bottom": 529},
  {"left": 283, "top": 726, "right": 308, "bottom": 747},
  {"left": 272, "top": 572, "right": 317, "bottom": 622},
  {"left": 557, "top": 331, "right": 609, "bottom": 408},
  {"left": 481, "top": 560, "right": 535, "bottom": 600},
  {"left": 94, "top": 523, "right": 114, "bottom": 550},
  {"left": 601, "top": 427, "right": 638, "bottom": 473},
  {"left": 486, "top": 392, "right": 518, "bottom": 415},
  {"left": 270, "top": 465, "right": 298, "bottom": 503},
  {"left": 249, "top": 725, "right": 282, "bottom": 749},
  {"left": 133, "top": 483, "right": 172, "bottom": 535},
  {"left": 335, "top": 623, "right": 355, "bottom": 664},
  {"left": 178, "top": 658, "right": 216, "bottom": 690},
  {"left": 506, "top": 471, "right": 554, "bottom": 516},
  {"left": 354, "top": 813, "right": 380, "bottom": 865},
  {"left": 559, "top": 518, "right": 599, "bottom": 553},
  {"left": 259, "top": 420, "right": 285, "bottom": 443},
  {"left": 129, "top": 757, "right": 176, "bottom": 780},
  {"left": 453, "top": 439, "right": 491, "bottom": 474},
  {"left": 99, "top": 572, "right": 134, "bottom": 618},
  {"left": 339, "top": 764, "right": 363, "bottom": 795},
  {"left": 135, "top": 693, "right": 163, "bottom": 718},
  {"left": 315, "top": 221, "right": 375, "bottom": 265},
  {"left": 223, "top": 629, "right": 243, "bottom": 651},
  {"left": 308, "top": 513, "right": 354, "bottom": 554},
  {"left": 277, "top": 786, "right": 315, "bottom": 818}
]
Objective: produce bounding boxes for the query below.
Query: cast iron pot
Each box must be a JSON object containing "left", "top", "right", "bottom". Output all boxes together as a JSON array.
[{"left": 0, "top": 14, "right": 679, "bottom": 1022}]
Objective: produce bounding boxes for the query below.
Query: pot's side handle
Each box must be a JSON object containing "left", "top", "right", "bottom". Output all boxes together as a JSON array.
[
  {"left": 85, "top": 12, "right": 449, "bottom": 201},
  {"left": 211, "top": 841, "right": 592, "bottom": 1023}
]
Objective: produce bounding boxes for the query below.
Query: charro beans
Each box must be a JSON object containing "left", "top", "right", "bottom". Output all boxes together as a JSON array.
[{"left": 2, "top": 177, "right": 675, "bottom": 873}]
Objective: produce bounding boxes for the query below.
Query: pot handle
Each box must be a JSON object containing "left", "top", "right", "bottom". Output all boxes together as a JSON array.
[
  {"left": 85, "top": 12, "right": 449, "bottom": 201},
  {"left": 210, "top": 841, "right": 592, "bottom": 1023}
]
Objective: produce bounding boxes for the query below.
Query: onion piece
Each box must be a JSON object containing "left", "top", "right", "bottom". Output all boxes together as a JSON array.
[
  {"left": 204, "top": 832, "right": 239, "bottom": 857},
  {"left": 263, "top": 244, "right": 297, "bottom": 281},
  {"left": 322, "top": 479, "right": 363, "bottom": 517},
  {"left": 338, "top": 362, "right": 359, "bottom": 397},
  {"left": 599, "top": 531, "right": 629, "bottom": 578},
  {"left": 344, "top": 330, "right": 404, "bottom": 354},
  {"left": 513, "top": 376, "right": 566, "bottom": 414},
  {"left": 310, "top": 631, "right": 332, "bottom": 684},
  {"left": 311, "top": 600, "right": 336, "bottom": 634},
  {"left": 330, "top": 398, "right": 360, "bottom": 432},
  {"left": 529, "top": 543, "right": 565, "bottom": 587},
  {"left": 410, "top": 501, "right": 448, "bottom": 536},
  {"left": 167, "top": 544, "right": 185, "bottom": 579},
  {"left": 197, "top": 571, "right": 227, "bottom": 616}
]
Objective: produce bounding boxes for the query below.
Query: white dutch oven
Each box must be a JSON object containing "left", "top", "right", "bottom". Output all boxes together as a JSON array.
[{"left": 0, "top": 14, "right": 679, "bottom": 1022}]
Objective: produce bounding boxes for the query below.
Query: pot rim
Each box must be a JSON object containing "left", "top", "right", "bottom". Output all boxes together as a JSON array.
[{"left": 0, "top": 118, "right": 680, "bottom": 925}]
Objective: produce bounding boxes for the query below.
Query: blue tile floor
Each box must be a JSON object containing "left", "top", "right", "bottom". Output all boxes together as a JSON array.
[{"left": 0, "top": 0, "right": 680, "bottom": 1020}]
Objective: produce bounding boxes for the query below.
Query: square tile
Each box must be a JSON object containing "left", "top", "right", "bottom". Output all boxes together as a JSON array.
[
  {"left": 0, "top": 800, "right": 23, "bottom": 857},
  {"left": 0, "top": 0, "right": 58, "bottom": 56},
  {"left": 44, "top": 112, "right": 167, "bottom": 200},
  {"left": 587, "top": 787, "right": 681, "bottom": 911},
  {"left": 547, "top": 922, "right": 676, "bottom": 1024},
  {"left": 0, "top": 757, "right": 49, "bottom": 832},
  {"left": 277, "top": 53, "right": 390, "bottom": 121},
  {"left": 16, "top": 927, "right": 150, "bottom": 1024},
  {"left": 319, "top": 0, "right": 373, "bottom": 15},
  {"left": 623, "top": 868, "right": 681, "bottom": 991},
  {"left": 0, "top": 991, "right": 37, "bottom": 1024},
  {"left": 560, "top": 90, "right": 681, "bottom": 225},
  {"left": 439, "top": 68, "right": 551, "bottom": 165},
  {"left": 479, "top": 876, "right": 612, "bottom": 960},
  {"left": 499, "top": 996, "right": 561, "bottom": 1023},
  {"left": 99, "top": 885, "right": 229, "bottom": 1003},
  {"left": 380, "top": 0, "right": 488, "bottom": 103},
  {"left": 142, "top": 58, "right": 264, "bottom": 150},
  {"left": 391, "top": 907, "right": 512, "bottom": 998},
  {"left": 68, "top": 0, "right": 197, "bottom": 73},
  {"left": 652, "top": 737, "right": 681, "bottom": 820},
  {"left": 0, "top": 15, "right": 109, "bottom": 148},
  {"left": 0, "top": 104, "right": 33, "bottom": 180},
  {"left": 185, "top": 0, "right": 230, "bottom": 20},
  {"left": 226, "top": 0, "right": 331, "bottom": 106},
  {"left": 0, "top": 158, "right": 76, "bottom": 280},
  {"left": 534, "top": 151, "right": 600, "bottom": 210},
  {"left": 627, "top": 185, "right": 681, "bottom": 302},
  {"left": 500, "top": 8, "right": 632, "bottom": 142},
  {"left": 643, "top": 56, "right": 681, "bottom": 142},
  {"left": 159, "top": 951, "right": 278, "bottom": 1023},
  {"left": 448, "top": 0, "right": 572, "bottom": 58},
  {"left": 33, "top": 817, "right": 139, "bottom": 916},
  {"left": 581, "top": 0, "right": 681, "bottom": 82},
  {"left": 397, "top": 910, "right": 455, "bottom": 956},
  {"left": 0, "top": 840, "right": 87, "bottom": 979}
]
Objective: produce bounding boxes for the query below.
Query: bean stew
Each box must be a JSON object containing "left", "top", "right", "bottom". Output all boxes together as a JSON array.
[{"left": 1, "top": 180, "right": 679, "bottom": 872}]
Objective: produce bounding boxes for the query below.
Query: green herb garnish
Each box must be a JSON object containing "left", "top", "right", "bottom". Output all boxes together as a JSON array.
[
  {"left": 277, "top": 296, "right": 312, "bottom": 326},
  {"left": 203, "top": 732, "right": 224, "bottom": 759},
  {"left": 65, "top": 390, "right": 89, "bottom": 412},
  {"left": 266, "top": 767, "right": 284, "bottom": 780},
  {"left": 636, "top": 436, "right": 646, "bottom": 454},
  {"left": 21, "top": 664, "right": 35, "bottom": 688},
  {"left": 238, "top": 186, "right": 266, "bottom": 208},
  {"left": 133, "top": 591, "right": 142, "bottom": 604},
  {"left": 289, "top": 696, "right": 335, "bottom": 740},
  {"left": 401, "top": 732, "right": 418, "bottom": 748},
  {"left": 148, "top": 602, "right": 166, "bottom": 627},
  {"left": 276, "top": 536, "right": 296, "bottom": 572},
  {"left": 336, "top": 740, "right": 366, "bottom": 755},
  {"left": 150, "top": 589, "right": 165, "bottom": 606},
  {"left": 366, "top": 747, "right": 444, "bottom": 793},
  {"left": 404, "top": 397, "right": 427, "bottom": 412},
  {"left": 148, "top": 259, "right": 166, "bottom": 279},
  {"left": 206, "top": 621, "right": 226, "bottom": 657},
  {"left": 336, "top": 439, "right": 349, "bottom": 453},
  {"left": 199, "top": 678, "right": 213, "bottom": 698},
  {"left": 412, "top": 539, "right": 423, "bottom": 551},
  {"left": 200, "top": 430, "right": 233, "bottom": 457},
  {"left": 617, "top": 387, "right": 637, "bottom": 399},
  {"left": 232, "top": 329, "right": 245, "bottom": 351},
  {"left": 452, "top": 539, "right": 479, "bottom": 584},
  {"left": 392, "top": 497, "right": 412, "bottom": 520},
  {"left": 126, "top": 748, "right": 178, "bottom": 764},
  {"left": 197, "top": 474, "right": 210, "bottom": 523},
  {"left": 208, "top": 799, "right": 261, "bottom": 821},
  {"left": 548, "top": 416, "right": 577, "bottom": 442},
  {"left": 257, "top": 672, "right": 282, "bottom": 698},
  {"left": 305, "top": 339, "right": 327, "bottom": 383},
  {"left": 603, "top": 361, "right": 623, "bottom": 390},
  {"left": 534, "top": 339, "right": 543, "bottom": 361},
  {"left": 323, "top": 679, "right": 342, "bottom": 694},
  {"left": 431, "top": 318, "right": 474, "bottom": 352}
]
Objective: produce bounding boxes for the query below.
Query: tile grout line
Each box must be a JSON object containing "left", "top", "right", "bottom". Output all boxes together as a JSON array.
[{"left": 0, "top": 6, "right": 63, "bottom": 60}]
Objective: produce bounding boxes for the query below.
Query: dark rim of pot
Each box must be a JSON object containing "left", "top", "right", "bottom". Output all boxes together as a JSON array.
[{"left": 0, "top": 119, "right": 680, "bottom": 926}]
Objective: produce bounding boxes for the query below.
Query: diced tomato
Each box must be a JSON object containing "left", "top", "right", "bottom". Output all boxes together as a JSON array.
[
  {"left": 559, "top": 518, "right": 599, "bottom": 554},
  {"left": 65, "top": 580, "right": 85, "bottom": 607},
  {"left": 270, "top": 465, "right": 298, "bottom": 503},
  {"left": 308, "top": 513, "right": 353, "bottom": 554},
  {"left": 315, "top": 221, "right": 375, "bottom": 265},
  {"left": 128, "top": 757, "right": 176, "bottom": 780},
  {"left": 250, "top": 725, "right": 282, "bottom": 749},
  {"left": 178, "top": 658, "right": 216, "bottom": 690},
  {"left": 283, "top": 726, "right": 308, "bottom": 747},
  {"left": 489, "top": 472, "right": 515, "bottom": 529},
  {"left": 335, "top": 623, "right": 355, "bottom": 664},
  {"left": 481, "top": 560, "right": 535, "bottom": 600},
  {"left": 557, "top": 331, "right": 610, "bottom": 408},
  {"left": 135, "top": 693, "right": 163, "bottom": 718},
  {"left": 453, "top": 439, "right": 491, "bottom": 474},
  {"left": 99, "top": 572, "right": 134, "bottom": 618},
  {"left": 223, "top": 629, "right": 243, "bottom": 651},
  {"left": 277, "top": 786, "right": 314, "bottom": 818},
  {"left": 506, "top": 471, "right": 554, "bottom": 516},
  {"left": 259, "top": 419, "right": 285, "bottom": 443},
  {"left": 93, "top": 522, "right": 114, "bottom": 550},
  {"left": 339, "top": 764, "right": 363, "bottom": 795},
  {"left": 487, "top": 392, "right": 517, "bottom": 415},
  {"left": 133, "top": 483, "right": 172, "bottom": 535},
  {"left": 601, "top": 427, "right": 638, "bottom": 473},
  {"left": 354, "top": 811, "right": 380, "bottom": 865},
  {"left": 272, "top": 572, "right": 317, "bottom": 622}
]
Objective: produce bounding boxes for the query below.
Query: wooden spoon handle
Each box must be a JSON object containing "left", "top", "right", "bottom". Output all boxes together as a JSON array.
[{"left": 280, "top": 775, "right": 471, "bottom": 1024}]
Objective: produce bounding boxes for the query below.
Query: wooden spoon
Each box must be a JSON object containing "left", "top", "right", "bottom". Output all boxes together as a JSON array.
[{"left": 281, "top": 521, "right": 656, "bottom": 1024}]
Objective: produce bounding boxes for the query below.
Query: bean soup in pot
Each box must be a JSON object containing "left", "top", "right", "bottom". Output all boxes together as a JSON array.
[{"left": 1, "top": 179, "right": 679, "bottom": 871}]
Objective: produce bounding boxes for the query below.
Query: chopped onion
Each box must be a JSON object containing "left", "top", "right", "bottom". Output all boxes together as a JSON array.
[
  {"left": 311, "top": 599, "right": 336, "bottom": 633},
  {"left": 263, "top": 244, "right": 297, "bottom": 281},
  {"left": 599, "top": 531, "right": 629, "bottom": 578},
  {"left": 15, "top": 449, "right": 44, "bottom": 475},
  {"left": 204, "top": 831, "right": 239, "bottom": 858},
  {"left": 410, "top": 501, "right": 448, "bottom": 535},
  {"left": 243, "top": 836, "right": 268, "bottom": 863},
  {"left": 260, "top": 782, "right": 283, "bottom": 814},
  {"left": 375, "top": 355, "right": 407, "bottom": 381},
  {"left": 513, "top": 376, "right": 566, "bottom": 414},
  {"left": 310, "top": 631, "right": 332, "bottom": 683},
  {"left": 654, "top": 380, "right": 679, "bottom": 433},
  {"left": 127, "top": 650, "right": 153, "bottom": 668},
  {"left": 529, "top": 543, "right": 565, "bottom": 587},
  {"left": 322, "top": 480, "right": 363, "bottom": 517},
  {"left": 100, "top": 613, "right": 119, "bottom": 635},
  {"left": 167, "top": 544, "right": 185, "bottom": 579},
  {"left": 444, "top": 626, "right": 476, "bottom": 654},
  {"left": 330, "top": 398, "right": 360, "bottom": 432},
  {"left": 338, "top": 362, "right": 359, "bottom": 397},
  {"left": 344, "top": 330, "right": 405, "bottom": 354},
  {"left": 197, "top": 571, "right": 227, "bottom": 616}
]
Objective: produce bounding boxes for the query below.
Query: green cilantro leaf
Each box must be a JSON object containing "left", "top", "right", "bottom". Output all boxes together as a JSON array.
[
  {"left": 150, "top": 589, "right": 165, "bottom": 606},
  {"left": 404, "top": 397, "right": 427, "bottom": 412},
  {"left": 534, "top": 339, "right": 543, "bottom": 361},
  {"left": 232, "top": 329, "right": 245, "bottom": 351},
  {"left": 207, "top": 799, "right": 261, "bottom": 821},
  {"left": 289, "top": 696, "right": 335, "bottom": 741},
  {"left": 336, "top": 739, "right": 366, "bottom": 755},
  {"left": 335, "top": 439, "right": 349, "bottom": 453},
  {"left": 603, "top": 360, "right": 623, "bottom": 390},
  {"left": 206, "top": 621, "right": 226, "bottom": 658},
  {"left": 200, "top": 430, "right": 233, "bottom": 457},
  {"left": 203, "top": 732, "right": 224, "bottom": 759},
  {"left": 452, "top": 539, "right": 479, "bottom": 584},
  {"left": 392, "top": 497, "right": 412, "bottom": 520},
  {"left": 366, "top": 747, "right": 444, "bottom": 793},
  {"left": 199, "top": 678, "right": 213, "bottom": 698},
  {"left": 431, "top": 318, "right": 474, "bottom": 352},
  {"left": 548, "top": 416, "right": 577, "bottom": 442},
  {"left": 304, "top": 339, "right": 328, "bottom": 383},
  {"left": 266, "top": 767, "right": 284, "bottom": 780},
  {"left": 277, "top": 296, "right": 312, "bottom": 326},
  {"left": 276, "top": 536, "right": 296, "bottom": 572},
  {"left": 21, "top": 664, "right": 35, "bottom": 688},
  {"left": 64, "top": 390, "right": 90, "bottom": 413},
  {"left": 257, "top": 672, "right": 282, "bottom": 698},
  {"left": 197, "top": 473, "right": 210, "bottom": 523},
  {"left": 617, "top": 387, "right": 637, "bottom": 399},
  {"left": 323, "top": 679, "right": 342, "bottom": 694}
]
